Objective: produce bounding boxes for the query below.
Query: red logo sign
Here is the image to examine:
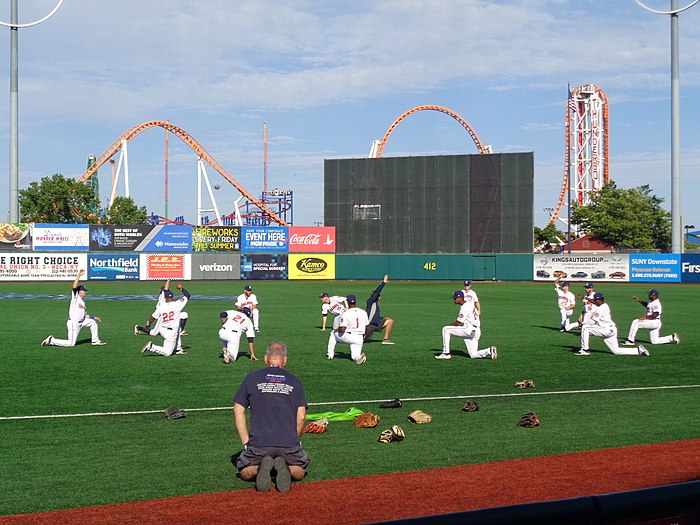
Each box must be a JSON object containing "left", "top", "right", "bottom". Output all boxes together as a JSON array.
[{"left": 289, "top": 227, "right": 335, "bottom": 253}]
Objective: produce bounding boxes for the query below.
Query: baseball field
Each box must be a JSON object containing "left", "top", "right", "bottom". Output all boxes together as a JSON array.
[{"left": 1, "top": 279, "right": 698, "bottom": 519}]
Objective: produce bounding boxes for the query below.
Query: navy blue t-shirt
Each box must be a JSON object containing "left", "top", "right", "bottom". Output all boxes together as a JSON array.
[{"left": 233, "top": 365, "right": 308, "bottom": 448}]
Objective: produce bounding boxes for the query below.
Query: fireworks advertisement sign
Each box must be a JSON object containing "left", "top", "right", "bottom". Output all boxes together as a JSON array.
[{"left": 192, "top": 226, "right": 241, "bottom": 252}]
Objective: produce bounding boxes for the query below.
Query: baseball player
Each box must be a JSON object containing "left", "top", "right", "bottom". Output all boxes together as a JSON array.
[
  {"left": 41, "top": 269, "right": 106, "bottom": 347},
  {"left": 554, "top": 278, "right": 575, "bottom": 331},
  {"left": 364, "top": 275, "right": 395, "bottom": 344},
  {"left": 622, "top": 289, "right": 679, "bottom": 346},
  {"left": 576, "top": 292, "right": 649, "bottom": 356},
  {"left": 563, "top": 282, "right": 596, "bottom": 332},
  {"left": 134, "top": 279, "right": 189, "bottom": 344},
  {"left": 319, "top": 292, "right": 348, "bottom": 331},
  {"left": 236, "top": 285, "right": 260, "bottom": 332},
  {"left": 219, "top": 307, "right": 257, "bottom": 363},
  {"left": 326, "top": 294, "right": 369, "bottom": 364},
  {"left": 435, "top": 290, "right": 497, "bottom": 360},
  {"left": 140, "top": 282, "right": 190, "bottom": 357},
  {"left": 462, "top": 280, "right": 482, "bottom": 317}
]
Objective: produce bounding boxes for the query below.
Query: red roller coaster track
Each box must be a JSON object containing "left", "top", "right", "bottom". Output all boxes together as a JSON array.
[{"left": 75, "top": 120, "right": 289, "bottom": 227}]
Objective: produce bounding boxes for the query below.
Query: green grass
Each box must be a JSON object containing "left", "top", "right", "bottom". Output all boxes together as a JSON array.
[{"left": 1, "top": 280, "right": 698, "bottom": 515}]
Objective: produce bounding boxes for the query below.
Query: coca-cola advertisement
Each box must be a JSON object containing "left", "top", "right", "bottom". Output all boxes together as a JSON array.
[{"left": 288, "top": 226, "right": 335, "bottom": 253}]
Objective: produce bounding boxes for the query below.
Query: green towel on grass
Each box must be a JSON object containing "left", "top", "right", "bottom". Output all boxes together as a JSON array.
[{"left": 306, "top": 407, "right": 364, "bottom": 421}]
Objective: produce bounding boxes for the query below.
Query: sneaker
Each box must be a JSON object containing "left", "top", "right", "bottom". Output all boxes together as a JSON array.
[
  {"left": 91, "top": 341, "right": 107, "bottom": 346},
  {"left": 223, "top": 351, "right": 231, "bottom": 364},
  {"left": 175, "top": 349, "right": 187, "bottom": 355},
  {"left": 621, "top": 340, "right": 635, "bottom": 346},
  {"left": 575, "top": 349, "right": 591, "bottom": 356},
  {"left": 256, "top": 456, "right": 273, "bottom": 493},
  {"left": 356, "top": 353, "right": 367, "bottom": 365},
  {"left": 434, "top": 352, "right": 451, "bottom": 360},
  {"left": 672, "top": 333, "right": 680, "bottom": 345},
  {"left": 490, "top": 346, "right": 498, "bottom": 360},
  {"left": 255, "top": 328, "right": 260, "bottom": 333},
  {"left": 638, "top": 344, "right": 650, "bottom": 357},
  {"left": 141, "top": 341, "right": 153, "bottom": 354},
  {"left": 326, "top": 354, "right": 333, "bottom": 360},
  {"left": 381, "top": 339, "right": 395, "bottom": 345},
  {"left": 273, "top": 456, "right": 291, "bottom": 493},
  {"left": 134, "top": 325, "right": 140, "bottom": 335},
  {"left": 41, "top": 336, "right": 53, "bottom": 346},
  {"left": 180, "top": 330, "right": 189, "bottom": 336}
]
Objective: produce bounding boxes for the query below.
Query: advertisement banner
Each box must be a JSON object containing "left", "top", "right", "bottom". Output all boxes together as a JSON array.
[
  {"left": 139, "top": 254, "right": 191, "bottom": 280},
  {"left": 33, "top": 224, "right": 89, "bottom": 251},
  {"left": 190, "top": 253, "right": 241, "bottom": 280},
  {"left": 288, "top": 254, "right": 336, "bottom": 280},
  {"left": 629, "top": 254, "right": 681, "bottom": 283},
  {"left": 0, "top": 253, "right": 85, "bottom": 281},
  {"left": 289, "top": 226, "right": 336, "bottom": 253},
  {"left": 89, "top": 225, "right": 192, "bottom": 252},
  {"left": 87, "top": 254, "right": 140, "bottom": 280},
  {"left": 534, "top": 253, "right": 629, "bottom": 282},
  {"left": 192, "top": 226, "right": 241, "bottom": 252},
  {"left": 681, "top": 254, "right": 700, "bottom": 283},
  {"left": 240, "top": 254, "right": 288, "bottom": 280},
  {"left": 241, "top": 227, "right": 289, "bottom": 252},
  {"left": 142, "top": 225, "right": 192, "bottom": 252},
  {"left": 0, "top": 223, "right": 32, "bottom": 251}
]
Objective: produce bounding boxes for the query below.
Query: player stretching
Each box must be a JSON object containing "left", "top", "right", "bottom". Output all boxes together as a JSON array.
[
  {"left": 319, "top": 292, "right": 348, "bottom": 331},
  {"left": 622, "top": 289, "right": 679, "bottom": 346},
  {"left": 236, "top": 285, "right": 260, "bottom": 332},
  {"left": 555, "top": 278, "right": 575, "bottom": 332},
  {"left": 327, "top": 294, "right": 369, "bottom": 364},
  {"left": 435, "top": 291, "right": 497, "bottom": 360},
  {"left": 140, "top": 282, "right": 190, "bottom": 357},
  {"left": 219, "top": 307, "right": 258, "bottom": 363},
  {"left": 41, "top": 269, "right": 106, "bottom": 347}
]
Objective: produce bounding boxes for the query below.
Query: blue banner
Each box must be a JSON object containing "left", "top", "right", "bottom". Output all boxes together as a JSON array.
[
  {"left": 629, "top": 254, "right": 681, "bottom": 283},
  {"left": 142, "top": 225, "right": 192, "bottom": 252},
  {"left": 681, "top": 254, "right": 700, "bottom": 283},
  {"left": 240, "top": 253, "right": 288, "bottom": 280},
  {"left": 241, "top": 227, "right": 289, "bottom": 252},
  {"left": 88, "top": 254, "right": 140, "bottom": 280}
]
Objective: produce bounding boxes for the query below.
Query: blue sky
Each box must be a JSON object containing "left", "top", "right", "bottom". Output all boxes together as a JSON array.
[{"left": 1, "top": 0, "right": 699, "bottom": 229}]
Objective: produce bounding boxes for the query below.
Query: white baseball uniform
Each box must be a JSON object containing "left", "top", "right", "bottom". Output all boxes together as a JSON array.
[
  {"left": 236, "top": 292, "right": 259, "bottom": 330},
  {"left": 626, "top": 298, "right": 673, "bottom": 344},
  {"left": 322, "top": 295, "right": 347, "bottom": 330},
  {"left": 219, "top": 309, "right": 255, "bottom": 362},
  {"left": 327, "top": 306, "right": 369, "bottom": 363},
  {"left": 49, "top": 287, "right": 102, "bottom": 346},
  {"left": 148, "top": 295, "right": 188, "bottom": 356},
  {"left": 580, "top": 303, "right": 643, "bottom": 355},
  {"left": 555, "top": 285, "right": 576, "bottom": 325},
  {"left": 441, "top": 301, "right": 494, "bottom": 358},
  {"left": 462, "top": 288, "right": 481, "bottom": 324},
  {"left": 564, "top": 290, "right": 595, "bottom": 332},
  {"left": 146, "top": 290, "right": 187, "bottom": 351}
]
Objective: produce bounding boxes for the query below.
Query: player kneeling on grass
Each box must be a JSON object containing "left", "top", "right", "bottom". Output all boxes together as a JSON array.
[
  {"left": 327, "top": 294, "right": 369, "bottom": 365},
  {"left": 41, "top": 269, "right": 106, "bottom": 347},
  {"left": 435, "top": 290, "right": 497, "bottom": 360},
  {"left": 576, "top": 292, "right": 649, "bottom": 357},
  {"left": 219, "top": 307, "right": 258, "bottom": 363},
  {"left": 622, "top": 289, "right": 679, "bottom": 346},
  {"left": 140, "top": 283, "right": 190, "bottom": 357},
  {"left": 233, "top": 341, "right": 310, "bottom": 493}
]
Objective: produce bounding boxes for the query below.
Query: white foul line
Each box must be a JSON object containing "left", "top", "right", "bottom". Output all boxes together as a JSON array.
[{"left": 1, "top": 384, "right": 698, "bottom": 421}]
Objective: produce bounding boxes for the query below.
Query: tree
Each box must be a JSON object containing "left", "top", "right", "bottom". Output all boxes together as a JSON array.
[
  {"left": 534, "top": 223, "right": 565, "bottom": 253},
  {"left": 103, "top": 196, "right": 149, "bottom": 224},
  {"left": 571, "top": 182, "right": 671, "bottom": 252},
  {"left": 19, "top": 174, "right": 100, "bottom": 224}
]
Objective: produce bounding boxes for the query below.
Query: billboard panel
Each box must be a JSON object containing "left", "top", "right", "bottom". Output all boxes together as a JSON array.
[
  {"left": 629, "top": 254, "right": 681, "bottom": 283},
  {"left": 33, "top": 224, "right": 89, "bottom": 251},
  {"left": 289, "top": 226, "right": 336, "bottom": 253},
  {"left": 139, "top": 254, "right": 191, "bottom": 280},
  {"left": 288, "top": 254, "right": 336, "bottom": 280},
  {"left": 87, "top": 254, "right": 140, "bottom": 280},
  {"left": 534, "top": 254, "right": 629, "bottom": 282},
  {"left": 681, "top": 255, "right": 700, "bottom": 283},
  {"left": 240, "top": 254, "right": 288, "bottom": 280},
  {"left": 89, "top": 225, "right": 191, "bottom": 252},
  {"left": 241, "top": 227, "right": 289, "bottom": 252},
  {"left": 190, "top": 253, "right": 241, "bottom": 280},
  {"left": 0, "top": 223, "right": 32, "bottom": 251},
  {"left": 192, "top": 226, "right": 241, "bottom": 252},
  {"left": 0, "top": 253, "right": 85, "bottom": 280}
]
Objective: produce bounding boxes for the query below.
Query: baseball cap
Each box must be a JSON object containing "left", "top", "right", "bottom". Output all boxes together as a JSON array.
[
  {"left": 219, "top": 311, "right": 228, "bottom": 318},
  {"left": 241, "top": 307, "right": 252, "bottom": 317},
  {"left": 163, "top": 290, "right": 174, "bottom": 298},
  {"left": 76, "top": 285, "right": 87, "bottom": 292},
  {"left": 452, "top": 290, "right": 464, "bottom": 299},
  {"left": 561, "top": 281, "right": 570, "bottom": 287},
  {"left": 347, "top": 294, "right": 357, "bottom": 303},
  {"left": 593, "top": 292, "right": 604, "bottom": 300},
  {"left": 648, "top": 289, "right": 659, "bottom": 297},
  {"left": 584, "top": 282, "right": 594, "bottom": 288},
  {"left": 464, "top": 280, "right": 472, "bottom": 286},
  {"left": 319, "top": 292, "right": 329, "bottom": 298},
  {"left": 244, "top": 285, "right": 252, "bottom": 291}
]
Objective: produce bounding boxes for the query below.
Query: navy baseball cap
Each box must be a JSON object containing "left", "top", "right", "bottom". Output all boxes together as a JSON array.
[
  {"left": 593, "top": 292, "right": 604, "bottom": 300},
  {"left": 319, "top": 292, "right": 329, "bottom": 298},
  {"left": 242, "top": 307, "right": 252, "bottom": 317},
  {"left": 561, "top": 281, "right": 570, "bottom": 287},
  {"left": 452, "top": 290, "right": 464, "bottom": 299},
  {"left": 219, "top": 311, "right": 228, "bottom": 318},
  {"left": 163, "top": 290, "right": 174, "bottom": 298},
  {"left": 244, "top": 285, "right": 252, "bottom": 291},
  {"left": 464, "top": 280, "right": 472, "bottom": 286},
  {"left": 347, "top": 294, "right": 357, "bottom": 303},
  {"left": 76, "top": 285, "right": 87, "bottom": 292},
  {"left": 648, "top": 289, "right": 659, "bottom": 297},
  {"left": 584, "top": 282, "right": 594, "bottom": 288}
]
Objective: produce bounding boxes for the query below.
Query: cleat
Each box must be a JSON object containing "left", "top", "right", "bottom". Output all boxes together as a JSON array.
[
  {"left": 175, "top": 349, "right": 187, "bottom": 355},
  {"left": 326, "top": 354, "right": 333, "bottom": 360},
  {"left": 273, "top": 456, "right": 291, "bottom": 493},
  {"left": 621, "top": 340, "right": 635, "bottom": 346},
  {"left": 638, "top": 345, "right": 650, "bottom": 357},
  {"left": 255, "top": 456, "right": 273, "bottom": 493},
  {"left": 41, "top": 336, "right": 53, "bottom": 346},
  {"left": 223, "top": 351, "right": 231, "bottom": 364},
  {"left": 141, "top": 341, "right": 153, "bottom": 354},
  {"left": 356, "top": 353, "right": 367, "bottom": 365},
  {"left": 134, "top": 325, "right": 140, "bottom": 336},
  {"left": 255, "top": 328, "right": 260, "bottom": 333},
  {"left": 381, "top": 339, "right": 395, "bottom": 345},
  {"left": 490, "top": 346, "right": 498, "bottom": 360},
  {"left": 91, "top": 341, "right": 107, "bottom": 346},
  {"left": 575, "top": 349, "right": 590, "bottom": 356},
  {"left": 180, "top": 330, "right": 188, "bottom": 336},
  {"left": 434, "top": 352, "right": 451, "bottom": 360},
  {"left": 672, "top": 333, "right": 680, "bottom": 345}
]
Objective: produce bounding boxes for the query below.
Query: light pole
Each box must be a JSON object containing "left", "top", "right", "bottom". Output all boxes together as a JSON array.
[
  {"left": 1, "top": 0, "right": 64, "bottom": 223},
  {"left": 684, "top": 224, "right": 695, "bottom": 246},
  {"left": 635, "top": 0, "right": 699, "bottom": 254}
]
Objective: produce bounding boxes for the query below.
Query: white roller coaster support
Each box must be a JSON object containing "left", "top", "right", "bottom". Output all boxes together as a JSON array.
[
  {"left": 108, "top": 140, "right": 129, "bottom": 208},
  {"left": 233, "top": 196, "right": 244, "bottom": 227},
  {"left": 197, "top": 157, "right": 221, "bottom": 226}
]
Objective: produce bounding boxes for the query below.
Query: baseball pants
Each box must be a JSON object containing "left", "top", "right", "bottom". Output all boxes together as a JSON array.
[
  {"left": 327, "top": 331, "right": 364, "bottom": 362},
  {"left": 149, "top": 327, "right": 179, "bottom": 356},
  {"left": 219, "top": 327, "right": 244, "bottom": 362},
  {"left": 581, "top": 326, "right": 640, "bottom": 355},
  {"left": 442, "top": 326, "right": 493, "bottom": 359},
  {"left": 626, "top": 318, "right": 673, "bottom": 344},
  {"left": 51, "top": 319, "right": 100, "bottom": 347},
  {"left": 560, "top": 308, "right": 574, "bottom": 325}
]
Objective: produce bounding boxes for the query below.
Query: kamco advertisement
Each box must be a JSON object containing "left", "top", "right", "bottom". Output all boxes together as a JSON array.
[
  {"left": 87, "top": 254, "right": 140, "bottom": 280},
  {"left": 0, "top": 223, "right": 32, "bottom": 251},
  {"left": 190, "top": 253, "right": 241, "bottom": 280},
  {"left": 139, "top": 254, "right": 190, "bottom": 280},
  {"left": 240, "top": 254, "right": 287, "bottom": 280},
  {"left": 0, "top": 253, "right": 85, "bottom": 280},
  {"left": 33, "top": 224, "right": 89, "bottom": 251},
  {"left": 241, "top": 227, "right": 289, "bottom": 252},
  {"left": 534, "top": 254, "right": 629, "bottom": 282},
  {"left": 288, "top": 254, "right": 335, "bottom": 280},
  {"left": 288, "top": 226, "right": 336, "bottom": 253},
  {"left": 192, "top": 226, "right": 240, "bottom": 252}
]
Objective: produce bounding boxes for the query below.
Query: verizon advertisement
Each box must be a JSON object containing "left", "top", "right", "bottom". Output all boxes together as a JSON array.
[
  {"left": 288, "top": 226, "right": 335, "bottom": 253},
  {"left": 190, "top": 253, "right": 241, "bottom": 280}
]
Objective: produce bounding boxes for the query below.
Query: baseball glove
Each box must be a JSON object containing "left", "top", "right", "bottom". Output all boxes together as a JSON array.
[
  {"left": 164, "top": 406, "right": 186, "bottom": 420},
  {"left": 517, "top": 412, "right": 541, "bottom": 428},
  {"left": 515, "top": 380, "right": 536, "bottom": 389},
  {"left": 379, "top": 398, "right": 403, "bottom": 409},
  {"left": 303, "top": 418, "right": 329, "bottom": 434},
  {"left": 407, "top": 409, "right": 433, "bottom": 424},
  {"left": 462, "top": 400, "right": 480, "bottom": 412},
  {"left": 390, "top": 425, "right": 405, "bottom": 441},
  {"left": 378, "top": 429, "right": 394, "bottom": 444},
  {"left": 355, "top": 412, "right": 380, "bottom": 428}
]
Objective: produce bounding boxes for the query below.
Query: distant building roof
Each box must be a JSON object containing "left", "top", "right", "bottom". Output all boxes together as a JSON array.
[{"left": 566, "top": 235, "right": 614, "bottom": 253}]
